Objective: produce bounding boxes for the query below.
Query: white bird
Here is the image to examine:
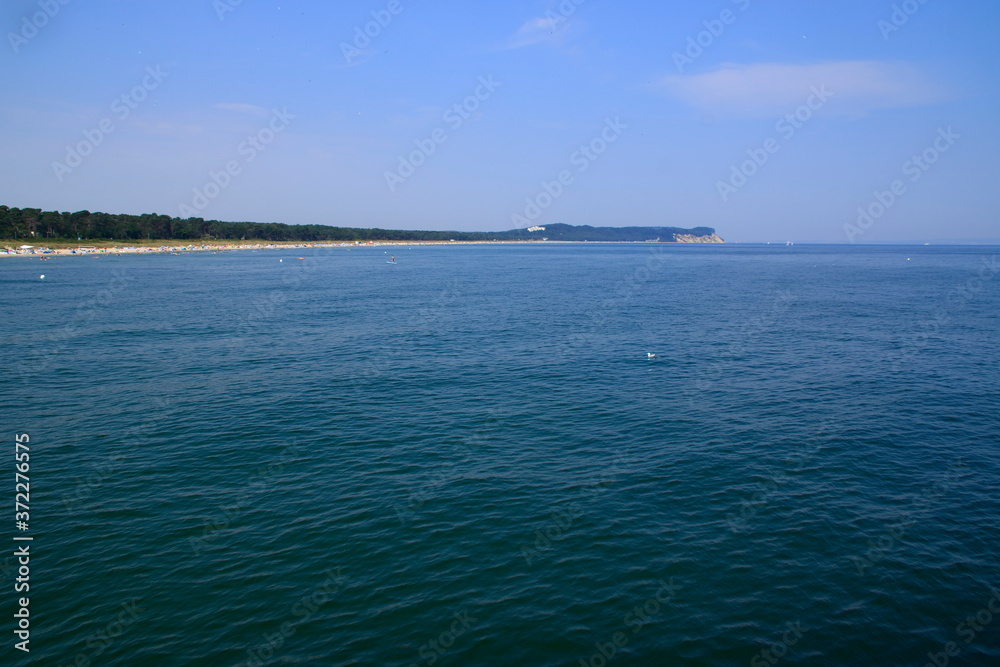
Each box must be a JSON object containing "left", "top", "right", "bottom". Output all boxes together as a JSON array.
[
  {"left": 647, "top": 353, "right": 656, "bottom": 359},
  {"left": 39, "top": 275, "right": 45, "bottom": 280}
]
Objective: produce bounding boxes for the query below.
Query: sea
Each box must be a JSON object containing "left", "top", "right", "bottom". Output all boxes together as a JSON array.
[{"left": 2, "top": 243, "right": 999, "bottom": 666}]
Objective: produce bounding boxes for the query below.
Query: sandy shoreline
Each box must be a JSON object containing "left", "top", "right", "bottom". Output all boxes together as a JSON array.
[
  {"left": 0, "top": 240, "right": 525, "bottom": 257},
  {"left": 1, "top": 237, "right": 723, "bottom": 258}
]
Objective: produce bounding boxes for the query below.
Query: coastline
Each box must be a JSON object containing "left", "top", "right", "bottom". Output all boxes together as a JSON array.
[
  {"left": 0, "top": 238, "right": 722, "bottom": 258},
  {"left": 0, "top": 240, "right": 505, "bottom": 258}
]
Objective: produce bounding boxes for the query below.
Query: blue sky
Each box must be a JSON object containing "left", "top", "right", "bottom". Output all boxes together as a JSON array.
[{"left": 2, "top": 0, "right": 998, "bottom": 242}]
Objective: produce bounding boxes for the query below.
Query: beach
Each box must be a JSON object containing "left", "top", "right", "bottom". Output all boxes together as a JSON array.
[
  {"left": 0, "top": 238, "right": 685, "bottom": 258},
  {"left": 0, "top": 239, "right": 491, "bottom": 257}
]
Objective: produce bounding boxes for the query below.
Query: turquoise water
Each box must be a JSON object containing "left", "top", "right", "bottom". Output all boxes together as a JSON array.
[{"left": 3, "top": 243, "right": 999, "bottom": 666}]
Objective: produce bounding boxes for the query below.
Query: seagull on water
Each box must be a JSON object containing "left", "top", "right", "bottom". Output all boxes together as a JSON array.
[{"left": 647, "top": 353, "right": 656, "bottom": 359}]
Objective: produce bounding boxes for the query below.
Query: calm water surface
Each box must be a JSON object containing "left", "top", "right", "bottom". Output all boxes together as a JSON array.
[{"left": 2, "top": 243, "right": 999, "bottom": 666}]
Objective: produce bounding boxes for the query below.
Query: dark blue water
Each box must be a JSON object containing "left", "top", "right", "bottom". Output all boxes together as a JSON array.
[{"left": 3, "top": 244, "right": 999, "bottom": 666}]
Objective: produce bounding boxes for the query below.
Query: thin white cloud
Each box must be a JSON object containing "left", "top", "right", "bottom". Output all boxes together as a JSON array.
[
  {"left": 214, "top": 102, "right": 270, "bottom": 117},
  {"left": 503, "top": 15, "right": 582, "bottom": 50},
  {"left": 330, "top": 48, "right": 373, "bottom": 69},
  {"left": 659, "top": 61, "right": 949, "bottom": 117},
  {"left": 506, "top": 17, "right": 558, "bottom": 49}
]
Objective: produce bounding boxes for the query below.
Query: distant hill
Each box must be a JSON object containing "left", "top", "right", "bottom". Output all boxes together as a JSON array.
[
  {"left": 514, "top": 223, "right": 723, "bottom": 243},
  {"left": 0, "top": 205, "right": 722, "bottom": 243}
]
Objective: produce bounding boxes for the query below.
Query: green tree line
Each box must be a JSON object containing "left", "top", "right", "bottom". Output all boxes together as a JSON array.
[{"left": 0, "top": 206, "right": 715, "bottom": 243}]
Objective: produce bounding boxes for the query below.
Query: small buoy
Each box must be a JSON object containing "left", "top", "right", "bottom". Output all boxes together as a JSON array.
[
  {"left": 279, "top": 259, "right": 283, "bottom": 262},
  {"left": 39, "top": 275, "right": 45, "bottom": 279}
]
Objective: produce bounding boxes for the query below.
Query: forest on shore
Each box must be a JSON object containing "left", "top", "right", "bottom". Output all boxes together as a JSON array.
[{"left": 0, "top": 205, "right": 717, "bottom": 243}]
